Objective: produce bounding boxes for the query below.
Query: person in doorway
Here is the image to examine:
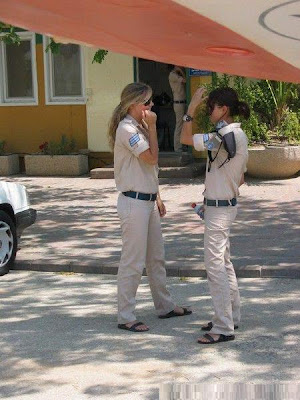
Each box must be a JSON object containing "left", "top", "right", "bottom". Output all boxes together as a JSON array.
[
  {"left": 168, "top": 65, "right": 187, "bottom": 152},
  {"left": 108, "top": 82, "right": 192, "bottom": 333},
  {"left": 181, "top": 86, "right": 249, "bottom": 344}
]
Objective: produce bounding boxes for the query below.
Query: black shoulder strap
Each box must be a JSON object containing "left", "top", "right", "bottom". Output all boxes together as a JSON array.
[
  {"left": 207, "top": 142, "right": 222, "bottom": 172},
  {"left": 218, "top": 157, "right": 230, "bottom": 169}
]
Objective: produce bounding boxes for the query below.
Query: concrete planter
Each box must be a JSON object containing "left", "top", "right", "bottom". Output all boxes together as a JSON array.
[
  {"left": 247, "top": 145, "right": 300, "bottom": 179},
  {"left": 25, "top": 154, "right": 89, "bottom": 176},
  {"left": 0, "top": 154, "right": 20, "bottom": 176}
]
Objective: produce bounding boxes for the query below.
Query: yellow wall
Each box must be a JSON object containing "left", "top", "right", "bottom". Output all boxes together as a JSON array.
[
  {"left": 84, "top": 49, "right": 133, "bottom": 152},
  {"left": 0, "top": 43, "right": 87, "bottom": 154}
]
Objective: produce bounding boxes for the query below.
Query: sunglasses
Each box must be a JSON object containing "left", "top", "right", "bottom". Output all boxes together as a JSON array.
[{"left": 143, "top": 97, "right": 152, "bottom": 106}]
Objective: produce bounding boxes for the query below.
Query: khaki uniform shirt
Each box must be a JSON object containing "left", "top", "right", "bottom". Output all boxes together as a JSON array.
[
  {"left": 168, "top": 70, "right": 186, "bottom": 101},
  {"left": 193, "top": 123, "right": 248, "bottom": 200},
  {"left": 114, "top": 115, "right": 159, "bottom": 194}
]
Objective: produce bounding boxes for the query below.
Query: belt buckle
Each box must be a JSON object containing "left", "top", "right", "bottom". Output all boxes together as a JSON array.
[{"left": 215, "top": 199, "right": 219, "bottom": 207}]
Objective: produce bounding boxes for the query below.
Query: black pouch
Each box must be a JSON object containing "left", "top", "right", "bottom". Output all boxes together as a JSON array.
[
  {"left": 218, "top": 130, "right": 236, "bottom": 159},
  {"left": 208, "top": 129, "right": 237, "bottom": 171}
]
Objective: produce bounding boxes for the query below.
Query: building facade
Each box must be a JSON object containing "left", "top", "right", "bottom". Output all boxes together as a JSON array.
[{"left": 0, "top": 30, "right": 210, "bottom": 168}]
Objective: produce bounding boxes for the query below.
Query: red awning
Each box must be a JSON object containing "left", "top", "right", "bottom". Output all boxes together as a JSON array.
[{"left": 1, "top": 0, "right": 300, "bottom": 82}]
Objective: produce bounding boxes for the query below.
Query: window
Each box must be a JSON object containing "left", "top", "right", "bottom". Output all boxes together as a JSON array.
[
  {"left": 0, "top": 32, "right": 38, "bottom": 105},
  {"left": 43, "top": 37, "right": 85, "bottom": 104}
]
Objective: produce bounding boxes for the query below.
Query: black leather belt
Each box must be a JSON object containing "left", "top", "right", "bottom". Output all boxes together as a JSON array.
[
  {"left": 122, "top": 191, "right": 157, "bottom": 201},
  {"left": 173, "top": 100, "right": 186, "bottom": 104},
  {"left": 204, "top": 198, "right": 237, "bottom": 207}
]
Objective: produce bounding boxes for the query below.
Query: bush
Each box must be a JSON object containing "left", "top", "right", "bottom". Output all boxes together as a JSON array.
[
  {"left": 39, "top": 135, "right": 76, "bottom": 155},
  {"left": 278, "top": 111, "right": 300, "bottom": 143},
  {"left": 195, "top": 73, "right": 300, "bottom": 145}
]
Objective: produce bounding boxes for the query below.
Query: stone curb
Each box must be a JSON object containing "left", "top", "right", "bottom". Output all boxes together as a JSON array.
[{"left": 12, "top": 260, "right": 300, "bottom": 278}]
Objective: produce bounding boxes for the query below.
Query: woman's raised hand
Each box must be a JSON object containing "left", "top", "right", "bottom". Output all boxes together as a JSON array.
[
  {"left": 189, "top": 87, "right": 207, "bottom": 112},
  {"left": 142, "top": 110, "right": 157, "bottom": 129}
]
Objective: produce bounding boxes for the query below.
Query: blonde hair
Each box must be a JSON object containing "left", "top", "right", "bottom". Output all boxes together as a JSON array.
[{"left": 108, "top": 82, "right": 152, "bottom": 150}]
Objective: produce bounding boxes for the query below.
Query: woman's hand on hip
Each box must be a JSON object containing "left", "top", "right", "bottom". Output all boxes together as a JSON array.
[{"left": 156, "top": 198, "right": 166, "bottom": 217}]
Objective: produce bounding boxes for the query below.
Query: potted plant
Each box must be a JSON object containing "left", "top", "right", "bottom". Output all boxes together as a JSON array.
[
  {"left": 195, "top": 74, "right": 300, "bottom": 179},
  {"left": 0, "top": 141, "right": 20, "bottom": 176},
  {"left": 25, "top": 135, "right": 89, "bottom": 176}
]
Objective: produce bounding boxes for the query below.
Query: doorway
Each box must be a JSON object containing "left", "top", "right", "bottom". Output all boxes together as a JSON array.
[{"left": 136, "top": 59, "right": 175, "bottom": 151}]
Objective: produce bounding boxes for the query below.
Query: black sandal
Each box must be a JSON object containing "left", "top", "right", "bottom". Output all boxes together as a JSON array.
[
  {"left": 201, "top": 321, "right": 239, "bottom": 331},
  {"left": 118, "top": 322, "right": 149, "bottom": 332},
  {"left": 159, "top": 307, "right": 192, "bottom": 319},
  {"left": 198, "top": 333, "right": 235, "bottom": 345}
]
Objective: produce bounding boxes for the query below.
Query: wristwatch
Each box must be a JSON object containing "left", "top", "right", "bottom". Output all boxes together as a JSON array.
[{"left": 183, "top": 114, "right": 193, "bottom": 122}]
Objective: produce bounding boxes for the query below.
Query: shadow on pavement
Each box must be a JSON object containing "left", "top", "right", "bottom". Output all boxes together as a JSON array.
[
  {"left": 0, "top": 272, "right": 299, "bottom": 398},
  {"left": 9, "top": 175, "right": 300, "bottom": 275}
]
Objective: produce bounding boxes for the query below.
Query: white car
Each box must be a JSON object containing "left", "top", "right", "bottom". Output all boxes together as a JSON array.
[{"left": 0, "top": 181, "right": 36, "bottom": 276}]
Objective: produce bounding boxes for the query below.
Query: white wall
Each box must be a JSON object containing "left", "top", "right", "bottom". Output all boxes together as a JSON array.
[{"left": 84, "top": 48, "right": 133, "bottom": 152}]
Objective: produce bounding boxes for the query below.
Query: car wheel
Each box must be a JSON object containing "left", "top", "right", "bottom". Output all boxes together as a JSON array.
[{"left": 0, "top": 210, "right": 17, "bottom": 276}]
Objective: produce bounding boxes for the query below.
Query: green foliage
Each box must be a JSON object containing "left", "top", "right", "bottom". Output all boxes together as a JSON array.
[
  {"left": 0, "top": 23, "right": 21, "bottom": 45},
  {"left": 92, "top": 49, "right": 108, "bottom": 64},
  {"left": 45, "top": 38, "right": 62, "bottom": 54},
  {"left": 194, "top": 105, "right": 212, "bottom": 134},
  {"left": 278, "top": 111, "right": 300, "bottom": 142},
  {"left": 39, "top": 135, "right": 76, "bottom": 155},
  {"left": 195, "top": 73, "right": 300, "bottom": 144},
  {"left": 0, "top": 140, "right": 5, "bottom": 156}
]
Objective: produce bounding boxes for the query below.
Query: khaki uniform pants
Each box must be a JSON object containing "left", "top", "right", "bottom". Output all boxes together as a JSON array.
[
  {"left": 117, "top": 193, "right": 175, "bottom": 324},
  {"left": 173, "top": 103, "right": 185, "bottom": 152},
  {"left": 204, "top": 205, "right": 240, "bottom": 335}
]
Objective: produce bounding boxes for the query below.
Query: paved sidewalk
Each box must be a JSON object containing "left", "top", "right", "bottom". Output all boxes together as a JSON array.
[
  {"left": 1, "top": 271, "right": 299, "bottom": 400},
  {"left": 6, "top": 174, "right": 300, "bottom": 278}
]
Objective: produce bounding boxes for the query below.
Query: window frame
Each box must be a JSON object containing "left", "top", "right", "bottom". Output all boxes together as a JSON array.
[
  {"left": 0, "top": 31, "right": 38, "bottom": 106},
  {"left": 43, "top": 36, "right": 86, "bottom": 105}
]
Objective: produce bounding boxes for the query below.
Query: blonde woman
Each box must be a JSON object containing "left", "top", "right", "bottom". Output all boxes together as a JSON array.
[{"left": 109, "top": 82, "right": 192, "bottom": 333}]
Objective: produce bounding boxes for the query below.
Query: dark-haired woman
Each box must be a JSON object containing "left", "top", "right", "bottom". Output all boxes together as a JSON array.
[
  {"left": 108, "top": 82, "right": 192, "bottom": 333},
  {"left": 181, "top": 87, "right": 249, "bottom": 345}
]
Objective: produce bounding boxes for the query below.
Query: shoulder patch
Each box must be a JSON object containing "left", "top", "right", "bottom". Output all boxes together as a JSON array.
[
  {"left": 203, "top": 133, "right": 209, "bottom": 143},
  {"left": 129, "top": 133, "right": 140, "bottom": 148}
]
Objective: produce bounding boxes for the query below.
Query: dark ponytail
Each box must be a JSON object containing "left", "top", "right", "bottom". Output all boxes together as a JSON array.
[{"left": 207, "top": 87, "right": 250, "bottom": 120}]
